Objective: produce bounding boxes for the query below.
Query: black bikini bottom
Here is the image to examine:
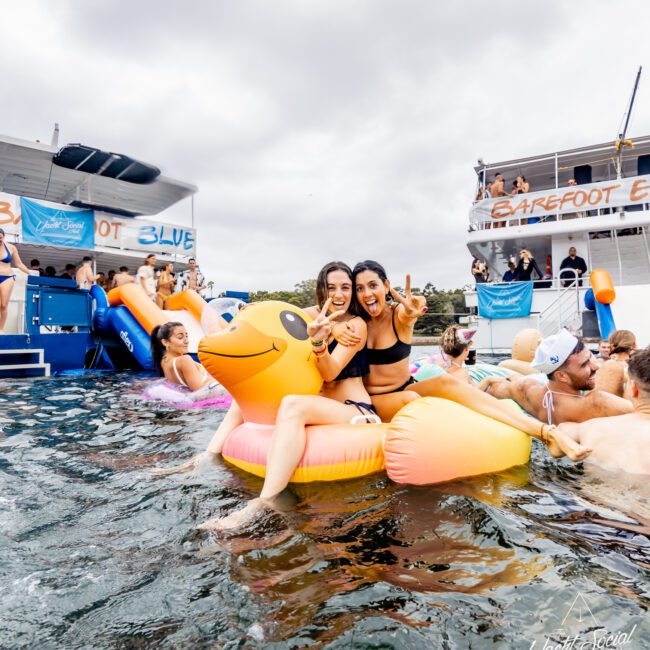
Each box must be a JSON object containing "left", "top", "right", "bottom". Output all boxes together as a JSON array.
[
  {"left": 374, "top": 376, "right": 418, "bottom": 395},
  {"left": 344, "top": 399, "right": 378, "bottom": 423}
]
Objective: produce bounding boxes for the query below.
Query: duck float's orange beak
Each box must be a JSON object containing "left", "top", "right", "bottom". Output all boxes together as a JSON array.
[{"left": 198, "top": 320, "right": 288, "bottom": 388}]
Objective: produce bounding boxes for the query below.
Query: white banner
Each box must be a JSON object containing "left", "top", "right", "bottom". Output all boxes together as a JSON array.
[
  {"left": 0, "top": 191, "right": 22, "bottom": 236},
  {"left": 94, "top": 212, "right": 196, "bottom": 257},
  {"left": 0, "top": 189, "right": 195, "bottom": 257},
  {"left": 471, "top": 174, "right": 650, "bottom": 222}
]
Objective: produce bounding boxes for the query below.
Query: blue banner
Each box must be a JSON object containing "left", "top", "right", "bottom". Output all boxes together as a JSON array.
[
  {"left": 21, "top": 198, "right": 94, "bottom": 249},
  {"left": 477, "top": 282, "right": 533, "bottom": 319}
]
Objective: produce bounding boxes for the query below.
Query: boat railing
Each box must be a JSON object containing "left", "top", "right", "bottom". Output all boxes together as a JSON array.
[{"left": 536, "top": 269, "right": 582, "bottom": 337}]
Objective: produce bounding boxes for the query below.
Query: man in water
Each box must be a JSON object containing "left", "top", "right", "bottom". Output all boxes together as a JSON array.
[
  {"left": 480, "top": 329, "right": 632, "bottom": 424},
  {"left": 554, "top": 346, "right": 650, "bottom": 474},
  {"left": 596, "top": 339, "right": 610, "bottom": 360}
]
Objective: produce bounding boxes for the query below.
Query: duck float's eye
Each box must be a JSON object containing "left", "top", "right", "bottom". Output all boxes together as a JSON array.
[{"left": 279, "top": 310, "right": 309, "bottom": 340}]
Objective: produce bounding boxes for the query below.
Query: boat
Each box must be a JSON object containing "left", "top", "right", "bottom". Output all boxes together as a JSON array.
[
  {"left": 0, "top": 126, "right": 208, "bottom": 377},
  {"left": 464, "top": 134, "right": 650, "bottom": 353}
]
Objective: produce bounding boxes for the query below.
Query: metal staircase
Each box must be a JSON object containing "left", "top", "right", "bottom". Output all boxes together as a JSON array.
[
  {"left": 0, "top": 349, "right": 50, "bottom": 379},
  {"left": 536, "top": 269, "right": 582, "bottom": 337}
]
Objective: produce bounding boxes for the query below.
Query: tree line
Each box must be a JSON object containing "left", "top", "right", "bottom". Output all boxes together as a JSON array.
[{"left": 249, "top": 280, "right": 468, "bottom": 336}]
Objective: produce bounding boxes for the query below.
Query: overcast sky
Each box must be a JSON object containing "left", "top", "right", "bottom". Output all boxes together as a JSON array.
[{"left": 3, "top": 0, "right": 650, "bottom": 291}]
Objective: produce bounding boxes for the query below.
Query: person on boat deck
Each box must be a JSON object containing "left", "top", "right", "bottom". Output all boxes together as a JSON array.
[
  {"left": 559, "top": 246, "right": 587, "bottom": 287},
  {"left": 76, "top": 256, "right": 98, "bottom": 290},
  {"left": 555, "top": 346, "right": 650, "bottom": 475},
  {"left": 95, "top": 272, "right": 107, "bottom": 290},
  {"left": 175, "top": 258, "right": 205, "bottom": 295},
  {"left": 45, "top": 266, "right": 57, "bottom": 277},
  {"left": 471, "top": 258, "right": 489, "bottom": 284},
  {"left": 502, "top": 258, "right": 519, "bottom": 282},
  {"left": 156, "top": 262, "right": 175, "bottom": 308},
  {"left": 0, "top": 227, "right": 31, "bottom": 335},
  {"left": 594, "top": 329, "right": 637, "bottom": 399},
  {"left": 479, "top": 329, "right": 633, "bottom": 425},
  {"left": 30, "top": 259, "right": 44, "bottom": 276},
  {"left": 349, "top": 260, "right": 590, "bottom": 460},
  {"left": 106, "top": 270, "right": 117, "bottom": 291},
  {"left": 151, "top": 322, "right": 217, "bottom": 392},
  {"left": 514, "top": 249, "right": 543, "bottom": 282},
  {"left": 59, "top": 263, "right": 76, "bottom": 280},
  {"left": 439, "top": 324, "right": 476, "bottom": 385},
  {"left": 137, "top": 254, "right": 157, "bottom": 301},
  {"left": 195, "top": 261, "right": 382, "bottom": 530},
  {"left": 489, "top": 173, "right": 507, "bottom": 198},
  {"left": 114, "top": 266, "right": 135, "bottom": 288}
]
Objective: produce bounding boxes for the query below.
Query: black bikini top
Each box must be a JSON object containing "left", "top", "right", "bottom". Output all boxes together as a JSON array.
[
  {"left": 327, "top": 339, "right": 369, "bottom": 381},
  {"left": 366, "top": 307, "right": 411, "bottom": 366}
]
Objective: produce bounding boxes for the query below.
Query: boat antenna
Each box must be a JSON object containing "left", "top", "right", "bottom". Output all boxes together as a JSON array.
[{"left": 614, "top": 66, "right": 642, "bottom": 179}]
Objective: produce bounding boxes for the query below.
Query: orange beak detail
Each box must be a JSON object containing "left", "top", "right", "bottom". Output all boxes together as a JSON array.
[{"left": 198, "top": 320, "right": 287, "bottom": 388}]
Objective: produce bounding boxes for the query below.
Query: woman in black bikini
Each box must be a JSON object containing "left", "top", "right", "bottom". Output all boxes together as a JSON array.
[
  {"left": 0, "top": 228, "right": 31, "bottom": 334},
  {"left": 352, "top": 260, "right": 591, "bottom": 458},
  {"left": 161, "top": 262, "right": 379, "bottom": 529}
]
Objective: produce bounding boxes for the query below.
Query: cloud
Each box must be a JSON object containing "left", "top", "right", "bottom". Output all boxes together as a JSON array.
[{"left": 3, "top": 0, "right": 650, "bottom": 291}]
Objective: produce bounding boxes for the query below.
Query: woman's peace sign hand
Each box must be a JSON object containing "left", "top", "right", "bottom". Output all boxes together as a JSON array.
[
  {"left": 307, "top": 298, "right": 347, "bottom": 342},
  {"left": 389, "top": 274, "right": 428, "bottom": 319}
]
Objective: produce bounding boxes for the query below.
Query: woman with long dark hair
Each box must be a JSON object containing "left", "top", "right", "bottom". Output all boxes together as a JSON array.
[
  {"left": 0, "top": 228, "right": 31, "bottom": 334},
  {"left": 352, "top": 260, "right": 591, "bottom": 459},
  {"left": 205, "top": 261, "right": 383, "bottom": 529},
  {"left": 150, "top": 321, "right": 214, "bottom": 391}
]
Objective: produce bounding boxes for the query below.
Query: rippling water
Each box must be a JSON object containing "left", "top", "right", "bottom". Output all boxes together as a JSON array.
[{"left": 1, "top": 372, "right": 649, "bottom": 649}]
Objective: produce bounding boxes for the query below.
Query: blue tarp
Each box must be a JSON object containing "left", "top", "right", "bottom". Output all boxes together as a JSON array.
[
  {"left": 21, "top": 197, "right": 95, "bottom": 249},
  {"left": 477, "top": 282, "right": 534, "bottom": 319}
]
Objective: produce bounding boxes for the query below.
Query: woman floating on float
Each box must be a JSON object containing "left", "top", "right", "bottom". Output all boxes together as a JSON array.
[
  {"left": 154, "top": 261, "right": 590, "bottom": 528},
  {"left": 148, "top": 322, "right": 231, "bottom": 408},
  {"left": 197, "top": 261, "right": 387, "bottom": 529},
  {"left": 350, "top": 260, "right": 590, "bottom": 483}
]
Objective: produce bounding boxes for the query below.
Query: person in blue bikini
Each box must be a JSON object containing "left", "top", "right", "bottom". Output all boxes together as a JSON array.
[{"left": 0, "top": 228, "right": 31, "bottom": 334}]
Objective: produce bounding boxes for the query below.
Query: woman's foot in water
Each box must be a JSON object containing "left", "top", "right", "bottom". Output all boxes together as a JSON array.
[{"left": 199, "top": 497, "right": 270, "bottom": 531}]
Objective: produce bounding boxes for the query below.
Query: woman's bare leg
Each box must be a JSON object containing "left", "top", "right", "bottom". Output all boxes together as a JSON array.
[
  {"left": 0, "top": 278, "right": 14, "bottom": 333},
  {"left": 202, "top": 395, "right": 361, "bottom": 530},
  {"left": 370, "top": 390, "right": 419, "bottom": 421},
  {"left": 151, "top": 401, "right": 243, "bottom": 475},
  {"left": 411, "top": 373, "right": 591, "bottom": 458}
]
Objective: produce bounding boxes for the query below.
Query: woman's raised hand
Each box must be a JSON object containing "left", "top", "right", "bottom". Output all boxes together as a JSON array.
[
  {"left": 307, "top": 298, "right": 346, "bottom": 342},
  {"left": 389, "top": 274, "right": 427, "bottom": 319}
]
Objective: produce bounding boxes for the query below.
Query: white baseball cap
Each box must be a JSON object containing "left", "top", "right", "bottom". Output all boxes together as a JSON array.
[{"left": 531, "top": 329, "right": 579, "bottom": 375}]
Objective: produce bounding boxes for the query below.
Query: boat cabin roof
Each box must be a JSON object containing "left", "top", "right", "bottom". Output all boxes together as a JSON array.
[
  {"left": 0, "top": 134, "right": 197, "bottom": 217},
  {"left": 475, "top": 135, "right": 650, "bottom": 192}
]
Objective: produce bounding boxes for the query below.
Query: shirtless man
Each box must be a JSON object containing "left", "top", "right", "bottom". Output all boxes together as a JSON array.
[
  {"left": 114, "top": 266, "right": 135, "bottom": 288},
  {"left": 76, "top": 256, "right": 97, "bottom": 290},
  {"left": 489, "top": 173, "right": 507, "bottom": 198},
  {"left": 554, "top": 347, "right": 650, "bottom": 474},
  {"left": 480, "top": 329, "right": 632, "bottom": 424}
]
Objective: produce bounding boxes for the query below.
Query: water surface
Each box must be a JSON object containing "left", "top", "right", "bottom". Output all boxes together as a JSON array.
[{"left": 1, "top": 372, "right": 648, "bottom": 648}]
